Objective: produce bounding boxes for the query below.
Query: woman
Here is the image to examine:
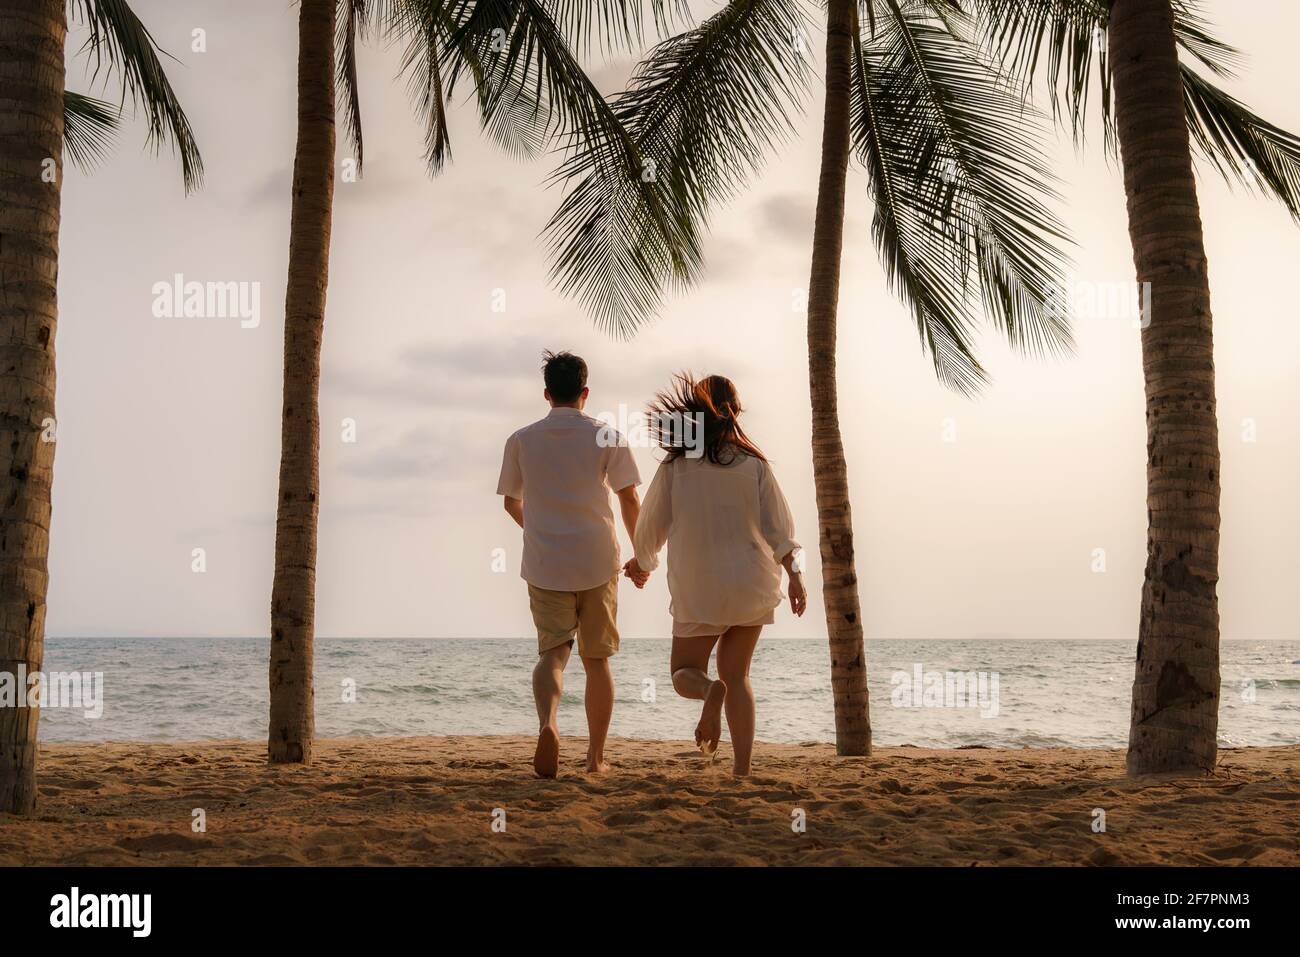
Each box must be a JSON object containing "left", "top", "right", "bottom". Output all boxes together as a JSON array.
[{"left": 625, "top": 374, "right": 805, "bottom": 777}]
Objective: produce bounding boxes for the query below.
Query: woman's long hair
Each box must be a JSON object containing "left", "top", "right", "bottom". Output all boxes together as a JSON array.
[{"left": 647, "top": 373, "right": 767, "bottom": 465}]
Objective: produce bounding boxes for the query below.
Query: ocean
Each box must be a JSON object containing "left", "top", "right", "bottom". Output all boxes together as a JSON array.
[{"left": 34, "top": 637, "right": 1300, "bottom": 749}]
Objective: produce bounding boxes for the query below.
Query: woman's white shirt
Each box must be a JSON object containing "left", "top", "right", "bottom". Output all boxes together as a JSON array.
[{"left": 633, "top": 452, "right": 799, "bottom": 626}]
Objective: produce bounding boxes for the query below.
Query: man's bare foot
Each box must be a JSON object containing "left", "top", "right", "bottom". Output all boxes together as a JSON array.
[
  {"left": 533, "top": 724, "right": 560, "bottom": 778},
  {"left": 585, "top": 754, "right": 610, "bottom": 774},
  {"left": 695, "top": 679, "right": 727, "bottom": 755}
]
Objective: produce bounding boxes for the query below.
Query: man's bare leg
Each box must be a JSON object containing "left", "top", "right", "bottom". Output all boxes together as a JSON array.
[
  {"left": 670, "top": 635, "right": 725, "bottom": 754},
  {"left": 716, "top": 626, "right": 762, "bottom": 777},
  {"left": 533, "top": 642, "right": 571, "bottom": 778},
  {"left": 581, "top": 656, "right": 614, "bottom": 772}
]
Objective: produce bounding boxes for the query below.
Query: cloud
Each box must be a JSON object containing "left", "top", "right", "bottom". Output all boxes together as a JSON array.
[
  {"left": 244, "top": 152, "right": 427, "bottom": 210},
  {"left": 340, "top": 444, "right": 447, "bottom": 480},
  {"left": 323, "top": 335, "right": 551, "bottom": 408},
  {"left": 337, "top": 423, "right": 498, "bottom": 483},
  {"left": 401, "top": 336, "right": 557, "bottom": 377},
  {"left": 697, "top": 193, "right": 821, "bottom": 283},
  {"left": 758, "top": 193, "right": 815, "bottom": 241},
  {"left": 323, "top": 330, "right": 761, "bottom": 448},
  {"left": 323, "top": 500, "right": 433, "bottom": 520}
]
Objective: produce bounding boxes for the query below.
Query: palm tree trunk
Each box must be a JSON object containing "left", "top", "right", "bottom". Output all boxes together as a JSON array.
[
  {"left": 269, "top": 0, "right": 336, "bottom": 764},
  {"left": 0, "top": 0, "right": 64, "bottom": 815},
  {"left": 1110, "top": 0, "right": 1220, "bottom": 775},
  {"left": 807, "top": 0, "right": 870, "bottom": 756}
]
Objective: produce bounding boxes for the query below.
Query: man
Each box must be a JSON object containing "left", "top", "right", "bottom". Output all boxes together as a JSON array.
[{"left": 497, "top": 351, "right": 642, "bottom": 777}]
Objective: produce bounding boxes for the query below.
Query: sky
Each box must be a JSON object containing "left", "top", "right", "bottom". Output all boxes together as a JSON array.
[{"left": 48, "top": 0, "right": 1300, "bottom": 641}]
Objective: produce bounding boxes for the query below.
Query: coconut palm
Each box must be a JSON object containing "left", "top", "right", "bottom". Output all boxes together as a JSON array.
[
  {"left": 957, "top": 0, "right": 1300, "bottom": 773},
  {"left": 0, "top": 0, "right": 201, "bottom": 814},
  {"left": 268, "top": 0, "right": 335, "bottom": 765},
  {"left": 544, "top": 0, "right": 1084, "bottom": 754},
  {"left": 267, "top": 0, "right": 692, "bottom": 761}
]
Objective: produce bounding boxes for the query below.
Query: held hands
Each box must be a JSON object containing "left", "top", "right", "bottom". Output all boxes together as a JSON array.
[
  {"left": 788, "top": 572, "right": 807, "bottom": 617},
  {"left": 622, "top": 558, "right": 650, "bottom": 589}
]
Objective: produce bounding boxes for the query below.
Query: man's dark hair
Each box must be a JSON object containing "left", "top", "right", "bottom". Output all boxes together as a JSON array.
[{"left": 542, "top": 350, "right": 587, "bottom": 403}]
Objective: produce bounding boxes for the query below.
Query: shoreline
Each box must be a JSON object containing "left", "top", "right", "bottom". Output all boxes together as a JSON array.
[{"left": 2, "top": 737, "right": 1296, "bottom": 866}]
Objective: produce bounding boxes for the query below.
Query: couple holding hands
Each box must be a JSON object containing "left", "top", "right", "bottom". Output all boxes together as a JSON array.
[{"left": 497, "top": 351, "right": 806, "bottom": 779}]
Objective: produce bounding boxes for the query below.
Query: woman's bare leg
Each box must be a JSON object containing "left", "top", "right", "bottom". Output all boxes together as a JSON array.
[
  {"left": 716, "top": 625, "right": 762, "bottom": 776},
  {"left": 670, "top": 635, "right": 725, "bottom": 752}
]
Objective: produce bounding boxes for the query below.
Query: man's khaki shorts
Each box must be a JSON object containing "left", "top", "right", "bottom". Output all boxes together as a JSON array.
[{"left": 527, "top": 574, "right": 620, "bottom": 658}]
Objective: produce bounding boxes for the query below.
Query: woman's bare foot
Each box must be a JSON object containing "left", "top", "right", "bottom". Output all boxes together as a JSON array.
[
  {"left": 585, "top": 753, "right": 610, "bottom": 774},
  {"left": 533, "top": 724, "right": 560, "bottom": 778},
  {"left": 695, "top": 679, "right": 727, "bottom": 755}
]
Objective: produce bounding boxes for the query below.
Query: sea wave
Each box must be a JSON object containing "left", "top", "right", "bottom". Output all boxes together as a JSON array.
[{"left": 36, "top": 637, "right": 1300, "bottom": 748}]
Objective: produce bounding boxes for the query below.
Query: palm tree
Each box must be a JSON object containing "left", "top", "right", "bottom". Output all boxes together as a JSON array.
[
  {"left": 544, "top": 0, "right": 1081, "bottom": 754},
  {"left": 1112, "top": 0, "right": 1220, "bottom": 774},
  {"left": 807, "top": 0, "right": 869, "bottom": 751},
  {"left": 268, "top": 0, "right": 336, "bottom": 765},
  {"left": 960, "top": 0, "right": 1300, "bottom": 773},
  {"left": 0, "top": 0, "right": 201, "bottom": 813},
  {"left": 266, "top": 0, "right": 690, "bottom": 761}
]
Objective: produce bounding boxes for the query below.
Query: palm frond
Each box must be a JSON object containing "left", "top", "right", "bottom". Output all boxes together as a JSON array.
[
  {"left": 404, "top": 26, "right": 456, "bottom": 171},
  {"left": 957, "top": 0, "right": 1300, "bottom": 219},
  {"left": 951, "top": 0, "right": 1108, "bottom": 147},
  {"left": 63, "top": 90, "right": 121, "bottom": 173},
  {"left": 1183, "top": 65, "right": 1300, "bottom": 220},
  {"left": 386, "top": 0, "right": 569, "bottom": 164},
  {"left": 1170, "top": 0, "right": 1242, "bottom": 80},
  {"left": 545, "top": 0, "right": 812, "bottom": 333},
  {"left": 387, "top": 0, "right": 554, "bottom": 172},
  {"left": 383, "top": 0, "right": 698, "bottom": 181},
  {"left": 68, "top": 0, "right": 203, "bottom": 191},
  {"left": 447, "top": 0, "right": 557, "bottom": 161},
  {"left": 853, "top": 25, "right": 982, "bottom": 394},
  {"left": 548, "top": 0, "right": 696, "bottom": 57},
  {"left": 853, "top": 1, "right": 1074, "bottom": 393},
  {"left": 338, "top": 0, "right": 368, "bottom": 173},
  {"left": 407, "top": 0, "right": 715, "bottom": 334},
  {"left": 387, "top": 0, "right": 465, "bottom": 172},
  {"left": 957, "top": 0, "right": 1240, "bottom": 141}
]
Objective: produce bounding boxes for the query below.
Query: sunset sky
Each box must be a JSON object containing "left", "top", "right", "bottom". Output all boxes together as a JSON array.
[{"left": 49, "top": 0, "right": 1300, "bottom": 642}]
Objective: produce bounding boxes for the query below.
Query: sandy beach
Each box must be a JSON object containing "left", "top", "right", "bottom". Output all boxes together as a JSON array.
[{"left": 1, "top": 737, "right": 1295, "bottom": 866}]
